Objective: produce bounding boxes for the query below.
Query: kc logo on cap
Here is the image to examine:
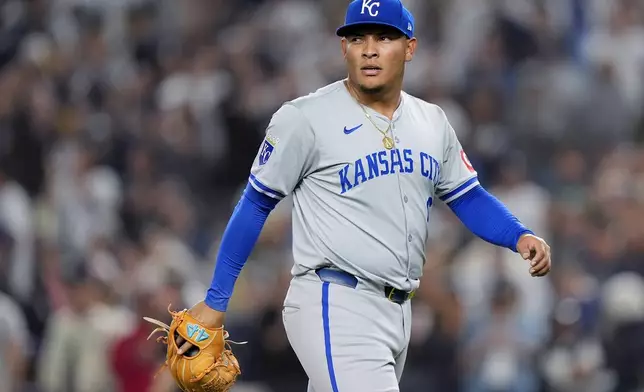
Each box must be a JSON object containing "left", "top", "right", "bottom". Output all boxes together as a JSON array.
[
  {"left": 361, "top": 0, "right": 380, "bottom": 17},
  {"left": 336, "top": 0, "right": 414, "bottom": 39}
]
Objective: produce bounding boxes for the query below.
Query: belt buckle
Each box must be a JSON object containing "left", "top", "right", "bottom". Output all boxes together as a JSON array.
[
  {"left": 387, "top": 288, "right": 396, "bottom": 302},
  {"left": 387, "top": 287, "right": 416, "bottom": 303}
]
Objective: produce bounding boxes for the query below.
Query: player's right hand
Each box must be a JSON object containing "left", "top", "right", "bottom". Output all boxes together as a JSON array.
[{"left": 175, "top": 301, "right": 226, "bottom": 355}]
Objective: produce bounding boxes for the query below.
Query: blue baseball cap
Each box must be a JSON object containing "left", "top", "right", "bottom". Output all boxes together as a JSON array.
[{"left": 336, "top": 0, "right": 415, "bottom": 39}]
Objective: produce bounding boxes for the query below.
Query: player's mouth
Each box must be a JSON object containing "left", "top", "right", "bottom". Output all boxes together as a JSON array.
[{"left": 361, "top": 65, "right": 382, "bottom": 76}]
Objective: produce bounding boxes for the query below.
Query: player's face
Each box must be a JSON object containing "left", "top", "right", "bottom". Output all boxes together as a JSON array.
[{"left": 341, "top": 26, "right": 416, "bottom": 95}]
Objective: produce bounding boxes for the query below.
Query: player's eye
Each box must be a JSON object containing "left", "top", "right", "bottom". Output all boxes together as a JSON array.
[{"left": 350, "top": 36, "right": 364, "bottom": 43}]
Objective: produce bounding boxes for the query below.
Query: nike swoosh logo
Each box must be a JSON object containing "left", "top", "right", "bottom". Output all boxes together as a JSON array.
[{"left": 344, "top": 124, "right": 363, "bottom": 134}]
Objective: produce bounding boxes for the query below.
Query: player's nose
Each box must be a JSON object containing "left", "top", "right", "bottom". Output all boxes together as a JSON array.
[{"left": 362, "top": 37, "right": 379, "bottom": 59}]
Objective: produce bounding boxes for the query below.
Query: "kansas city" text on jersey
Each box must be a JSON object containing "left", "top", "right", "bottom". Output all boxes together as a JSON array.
[{"left": 338, "top": 148, "right": 441, "bottom": 194}]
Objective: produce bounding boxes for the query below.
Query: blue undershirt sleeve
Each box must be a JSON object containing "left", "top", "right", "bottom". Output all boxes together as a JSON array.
[
  {"left": 447, "top": 184, "right": 533, "bottom": 252},
  {"left": 204, "top": 183, "right": 279, "bottom": 311}
]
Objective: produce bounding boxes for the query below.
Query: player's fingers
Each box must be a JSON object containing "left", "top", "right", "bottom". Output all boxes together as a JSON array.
[
  {"left": 532, "top": 254, "right": 549, "bottom": 269},
  {"left": 528, "top": 246, "right": 545, "bottom": 265},
  {"left": 531, "top": 246, "right": 551, "bottom": 276},
  {"left": 177, "top": 341, "right": 193, "bottom": 356},
  {"left": 530, "top": 251, "right": 545, "bottom": 265},
  {"left": 175, "top": 335, "right": 187, "bottom": 354},
  {"left": 520, "top": 247, "right": 533, "bottom": 260},
  {"left": 532, "top": 262, "right": 550, "bottom": 276},
  {"left": 527, "top": 245, "right": 547, "bottom": 272},
  {"left": 531, "top": 258, "right": 550, "bottom": 276}
]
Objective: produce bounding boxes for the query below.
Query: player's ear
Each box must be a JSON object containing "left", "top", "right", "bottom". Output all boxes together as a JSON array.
[
  {"left": 341, "top": 37, "right": 348, "bottom": 59},
  {"left": 405, "top": 37, "right": 417, "bottom": 62}
]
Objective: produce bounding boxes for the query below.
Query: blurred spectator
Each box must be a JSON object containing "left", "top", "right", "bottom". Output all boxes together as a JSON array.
[
  {"left": 49, "top": 136, "right": 122, "bottom": 261},
  {"left": 600, "top": 272, "right": 644, "bottom": 392},
  {"left": 581, "top": 0, "right": 644, "bottom": 116},
  {"left": 538, "top": 264, "right": 610, "bottom": 392},
  {"left": 0, "top": 290, "right": 29, "bottom": 392},
  {"left": 401, "top": 247, "right": 462, "bottom": 392},
  {"left": 0, "top": 228, "right": 29, "bottom": 392},
  {"left": 111, "top": 276, "right": 182, "bottom": 392},
  {"left": 0, "top": 163, "right": 36, "bottom": 304},
  {"left": 37, "top": 264, "right": 133, "bottom": 392},
  {"left": 463, "top": 279, "right": 540, "bottom": 392}
]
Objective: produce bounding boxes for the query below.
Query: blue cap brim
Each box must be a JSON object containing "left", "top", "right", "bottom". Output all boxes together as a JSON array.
[{"left": 336, "top": 22, "right": 412, "bottom": 39}]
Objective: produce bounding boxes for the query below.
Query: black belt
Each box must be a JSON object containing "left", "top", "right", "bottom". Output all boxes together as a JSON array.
[{"left": 315, "top": 267, "right": 415, "bottom": 305}]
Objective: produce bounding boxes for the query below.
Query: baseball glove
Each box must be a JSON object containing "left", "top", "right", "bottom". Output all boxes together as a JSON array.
[{"left": 144, "top": 306, "right": 244, "bottom": 392}]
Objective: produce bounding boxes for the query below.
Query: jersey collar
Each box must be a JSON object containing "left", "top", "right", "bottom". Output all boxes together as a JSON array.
[{"left": 341, "top": 79, "right": 406, "bottom": 123}]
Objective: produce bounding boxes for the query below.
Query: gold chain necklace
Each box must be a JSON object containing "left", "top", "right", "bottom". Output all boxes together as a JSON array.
[
  {"left": 345, "top": 81, "right": 396, "bottom": 150},
  {"left": 358, "top": 104, "right": 395, "bottom": 150}
]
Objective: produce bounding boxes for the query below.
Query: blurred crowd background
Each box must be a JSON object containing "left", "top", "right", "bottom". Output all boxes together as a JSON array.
[{"left": 1, "top": 0, "right": 644, "bottom": 391}]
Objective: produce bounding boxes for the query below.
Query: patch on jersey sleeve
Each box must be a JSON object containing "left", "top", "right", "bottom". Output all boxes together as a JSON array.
[
  {"left": 460, "top": 150, "right": 475, "bottom": 172},
  {"left": 259, "top": 140, "right": 274, "bottom": 165},
  {"left": 259, "top": 134, "right": 279, "bottom": 165}
]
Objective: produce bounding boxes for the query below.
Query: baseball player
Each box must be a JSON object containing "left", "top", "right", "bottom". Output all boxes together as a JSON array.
[{"left": 174, "top": 1, "right": 552, "bottom": 391}]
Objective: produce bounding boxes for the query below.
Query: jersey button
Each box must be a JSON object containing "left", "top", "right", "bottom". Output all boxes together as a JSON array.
[
  {"left": 403, "top": 195, "right": 408, "bottom": 203},
  {"left": 408, "top": 234, "right": 412, "bottom": 242}
]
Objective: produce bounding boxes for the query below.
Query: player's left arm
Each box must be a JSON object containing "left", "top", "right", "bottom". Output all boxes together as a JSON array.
[
  {"left": 446, "top": 187, "right": 551, "bottom": 276},
  {"left": 434, "top": 109, "right": 551, "bottom": 277}
]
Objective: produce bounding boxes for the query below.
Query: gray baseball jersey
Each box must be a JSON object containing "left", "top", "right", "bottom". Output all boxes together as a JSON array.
[{"left": 249, "top": 79, "right": 478, "bottom": 292}]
